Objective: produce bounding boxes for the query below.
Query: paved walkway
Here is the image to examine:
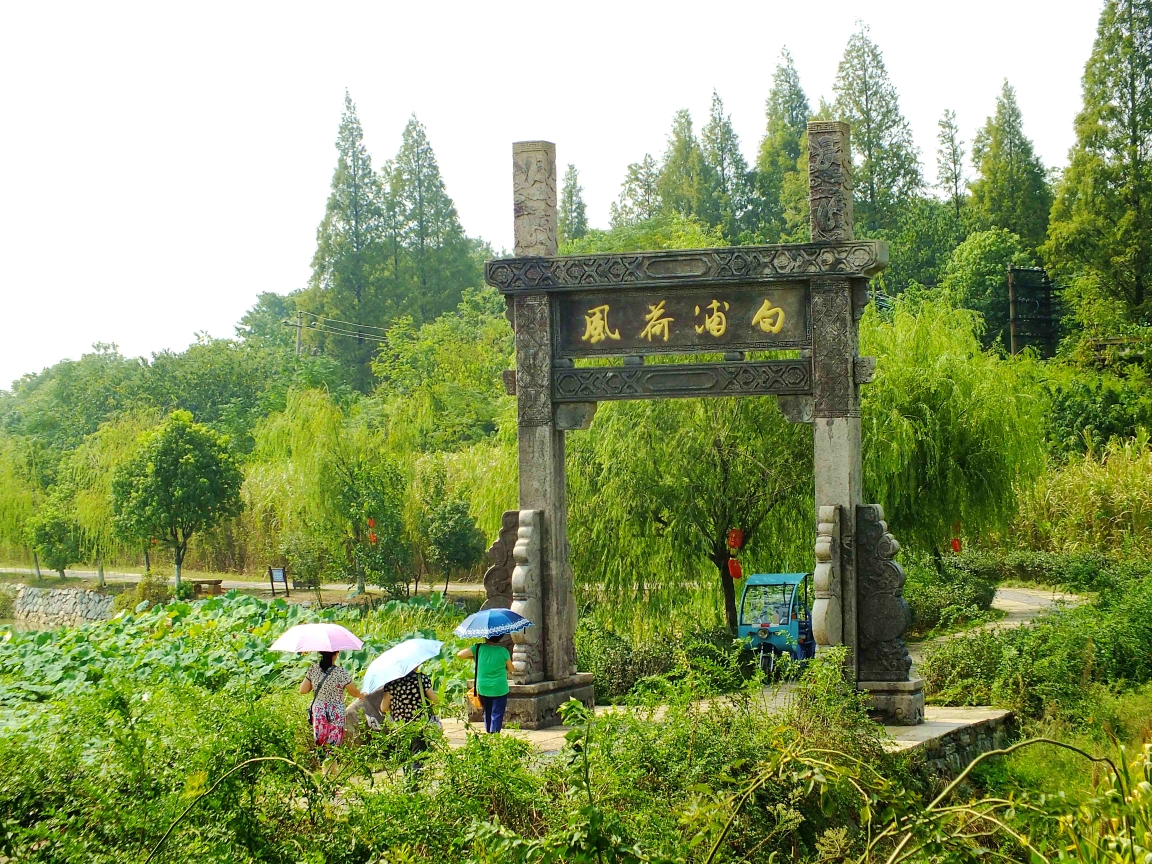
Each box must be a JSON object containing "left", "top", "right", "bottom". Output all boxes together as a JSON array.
[
  {"left": 438, "top": 689, "right": 1009, "bottom": 756},
  {"left": 908, "top": 585, "right": 1082, "bottom": 669}
]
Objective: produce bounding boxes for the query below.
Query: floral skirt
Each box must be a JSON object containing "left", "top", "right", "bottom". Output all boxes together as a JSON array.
[{"left": 312, "top": 701, "right": 346, "bottom": 747}]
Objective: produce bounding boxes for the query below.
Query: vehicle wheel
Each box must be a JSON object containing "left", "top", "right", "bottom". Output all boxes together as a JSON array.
[{"left": 759, "top": 648, "right": 776, "bottom": 676}]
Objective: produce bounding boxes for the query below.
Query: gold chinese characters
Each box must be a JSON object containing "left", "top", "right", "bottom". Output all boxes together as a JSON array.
[
  {"left": 639, "top": 300, "right": 674, "bottom": 342},
  {"left": 752, "top": 299, "right": 785, "bottom": 334},
  {"left": 581, "top": 304, "right": 621, "bottom": 344},
  {"left": 694, "top": 300, "right": 729, "bottom": 336}
]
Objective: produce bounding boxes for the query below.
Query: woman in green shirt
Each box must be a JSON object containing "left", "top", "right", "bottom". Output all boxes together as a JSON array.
[{"left": 457, "top": 637, "right": 515, "bottom": 733}]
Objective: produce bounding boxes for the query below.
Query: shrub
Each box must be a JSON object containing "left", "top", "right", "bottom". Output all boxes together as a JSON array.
[
  {"left": 903, "top": 556, "right": 997, "bottom": 635},
  {"left": 0, "top": 587, "right": 13, "bottom": 620},
  {"left": 112, "top": 572, "right": 173, "bottom": 612}
]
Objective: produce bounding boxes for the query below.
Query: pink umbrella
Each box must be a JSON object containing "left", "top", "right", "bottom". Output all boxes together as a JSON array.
[{"left": 268, "top": 622, "right": 363, "bottom": 653}]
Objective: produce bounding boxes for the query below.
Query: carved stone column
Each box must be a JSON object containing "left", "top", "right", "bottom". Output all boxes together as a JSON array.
[
  {"left": 511, "top": 141, "right": 577, "bottom": 684},
  {"left": 808, "top": 121, "right": 863, "bottom": 681},
  {"left": 856, "top": 505, "right": 923, "bottom": 725},
  {"left": 812, "top": 505, "right": 842, "bottom": 647},
  {"left": 510, "top": 509, "right": 544, "bottom": 682}
]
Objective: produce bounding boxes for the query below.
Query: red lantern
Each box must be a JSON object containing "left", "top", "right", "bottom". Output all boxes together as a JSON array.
[
  {"left": 950, "top": 537, "right": 962, "bottom": 553},
  {"left": 727, "top": 558, "right": 743, "bottom": 580},
  {"left": 150, "top": 537, "right": 158, "bottom": 545},
  {"left": 369, "top": 532, "right": 378, "bottom": 545},
  {"left": 727, "top": 528, "right": 743, "bottom": 550},
  {"left": 368, "top": 517, "right": 376, "bottom": 529}
]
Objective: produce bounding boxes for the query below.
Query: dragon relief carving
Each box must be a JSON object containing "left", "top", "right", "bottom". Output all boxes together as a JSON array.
[{"left": 856, "top": 504, "right": 912, "bottom": 682}]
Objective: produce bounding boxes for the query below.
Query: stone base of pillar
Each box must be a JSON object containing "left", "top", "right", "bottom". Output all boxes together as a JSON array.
[
  {"left": 859, "top": 678, "right": 925, "bottom": 726},
  {"left": 467, "top": 673, "right": 595, "bottom": 730}
]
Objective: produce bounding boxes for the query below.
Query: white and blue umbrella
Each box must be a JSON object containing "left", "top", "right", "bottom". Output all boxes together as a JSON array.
[
  {"left": 454, "top": 608, "right": 532, "bottom": 639},
  {"left": 361, "top": 638, "right": 443, "bottom": 694}
]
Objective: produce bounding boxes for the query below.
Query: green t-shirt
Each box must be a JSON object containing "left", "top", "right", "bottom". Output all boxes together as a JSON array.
[{"left": 475, "top": 643, "right": 510, "bottom": 697}]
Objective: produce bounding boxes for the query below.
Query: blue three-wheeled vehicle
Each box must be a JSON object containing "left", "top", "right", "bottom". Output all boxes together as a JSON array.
[{"left": 737, "top": 572, "right": 816, "bottom": 673}]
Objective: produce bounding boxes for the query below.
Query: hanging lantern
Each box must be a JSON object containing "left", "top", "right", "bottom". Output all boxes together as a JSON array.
[
  {"left": 369, "top": 532, "right": 378, "bottom": 545},
  {"left": 727, "top": 558, "right": 743, "bottom": 580},
  {"left": 950, "top": 537, "right": 962, "bottom": 553},
  {"left": 727, "top": 528, "right": 744, "bottom": 551},
  {"left": 368, "top": 517, "right": 376, "bottom": 529}
]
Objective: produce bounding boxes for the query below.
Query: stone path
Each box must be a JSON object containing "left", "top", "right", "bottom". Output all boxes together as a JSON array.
[
  {"left": 437, "top": 690, "right": 1010, "bottom": 758},
  {"left": 908, "top": 586, "right": 1083, "bottom": 669}
]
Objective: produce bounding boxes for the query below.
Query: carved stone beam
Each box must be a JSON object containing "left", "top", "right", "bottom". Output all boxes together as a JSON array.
[{"left": 510, "top": 509, "right": 544, "bottom": 683}]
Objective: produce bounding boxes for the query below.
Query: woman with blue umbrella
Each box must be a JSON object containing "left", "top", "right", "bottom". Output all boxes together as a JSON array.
[{"left": 455, "top": 608, "right": 530, "bottom": 733}]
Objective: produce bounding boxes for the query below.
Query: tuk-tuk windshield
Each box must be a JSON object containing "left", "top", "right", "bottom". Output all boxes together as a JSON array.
[{"left": 741, "top": 583, "right": 793, "bottom": 626}]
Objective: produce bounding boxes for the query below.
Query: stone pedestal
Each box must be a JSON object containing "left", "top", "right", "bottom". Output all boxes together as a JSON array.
[
  {"left": 467, "top": 673, "right": 595, "bottom": 730},
  {"left": 860, "top": 678, "right": 925, "bottom": 726}
]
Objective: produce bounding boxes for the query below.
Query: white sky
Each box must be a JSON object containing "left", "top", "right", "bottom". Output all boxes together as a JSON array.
[{"left": 0, "top": 0, "right": 1101, "bottom": 391}]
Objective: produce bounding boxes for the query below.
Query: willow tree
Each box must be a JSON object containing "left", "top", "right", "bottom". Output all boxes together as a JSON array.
[
  {"left": 60, "top": 410, "right": 159, "bottom": 584},
  {"left": 247, "top": 389, "right": 408, "bottom": 594},
  {"left": 568, "top": 396, "right": 812, "bottom": 634},
  {"left": 860, "top": 295, "right": 1045, "bottom": 557},
  {"left": 0, "top": 434, "right": 36, "bottom": 565}
]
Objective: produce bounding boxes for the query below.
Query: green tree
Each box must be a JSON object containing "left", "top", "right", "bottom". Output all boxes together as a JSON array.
[
  {"left": 657, "top": 110, "right": 716, "bottom": 224},
  {"left": 860, "top": 296, "right": 1044, "bottom": 556},
  {"left": 569, "top": 397, "right": 811, "bottom": 633},
  {"left": 701, "top": 91, "right": 751, "bottom": 240},
  {"left": 559, "top": 163, "right": 589, "bottom": 243},
  {"left": 833, "top": 23, "right": 922, "bottom": 234},
  {"left": 301, "top": 92, "right": 387, "bottom": 391},
  {"left": 23, "top": 502, "right": 81, "bottom": 579},
  {"left": 389, "top": 114, "right": 480, "bottom": 324},
  {"left": 425, "top": 498, "right": 486, "bottom": 594},
  {"left": 1045, "top": 0, "right": 1152, "bottom": 321},
  {"left": 936, "top": 109, "right": 967, "bottom": 238},
  {"left": 112, "top": 411, "right": 244, "bottom": 592},
  {"left": 754, "top": 50, "right": 810, "bottom": 242},
  {"left": 970, "top": 81, "right": 1052, "bottom": 250},
  {"left": 609, "top": 154, "right": 661, "bottom": 227},
  {"left": 875, "top": 196, "right": 958, "bottom": 293},
  {"left": 939, "top": 228, "right": 1034, "bottom": 347}
]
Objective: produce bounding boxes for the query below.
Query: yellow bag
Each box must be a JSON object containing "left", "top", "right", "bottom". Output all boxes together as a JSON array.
[{"left": 466, "top": 645, "right": 483, "bottom": 712}]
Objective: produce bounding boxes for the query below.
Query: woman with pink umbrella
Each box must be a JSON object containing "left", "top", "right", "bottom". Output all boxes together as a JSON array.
[{"left": 270, "top": 622, "right": 365, "bottom": 748}]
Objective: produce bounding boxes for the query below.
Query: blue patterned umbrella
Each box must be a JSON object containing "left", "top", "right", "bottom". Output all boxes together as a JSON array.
[{"left": 454, "top": 608, "right": 532, "bottom": 638}]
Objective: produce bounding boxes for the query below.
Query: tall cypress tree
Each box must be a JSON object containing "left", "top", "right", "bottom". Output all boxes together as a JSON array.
[
  {"left": 936, "top": 109, "right": 967, "bottom": 237},
  {"left": 558, "top": 163, "right": 589, "bottom": 242},
  {"left": 1046, "top": 0, "right": 1152, "bottom": 320},
  {"left": 305, "top": 91, "right": 387, "bottom": 390},
  {"left": 969, "top": 81, "right": 1052, "bottom": 250},
  {"left": 657, "top": 110, "right": 715, "bottom": 223},
  {"left": 701, "top": 90, "right": 750, "bottom": 239},
  {"left": 610, "top": 154, "right": 662, "bottom": 227},
  {"left": 391, "top": 115, "right": 478, "bottom": 323},
  {"left": 754, "top": 50, "right": 810, "bottom": 242},
  {"left": 832, "top": 23, "right": 922, "bottom": 234}
]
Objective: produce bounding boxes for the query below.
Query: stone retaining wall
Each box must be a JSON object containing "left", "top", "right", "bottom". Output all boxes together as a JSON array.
[
  {"left": 916, "top": 709, "right": 1015, "bottom": 778},
  {"left": 14, "top": 585, "right": 115, "bottom": 627}
]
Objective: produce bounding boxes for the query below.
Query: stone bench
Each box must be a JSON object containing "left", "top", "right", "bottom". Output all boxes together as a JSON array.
[{"left": 190, "top": 580, "right": 224, "bottom": 597}]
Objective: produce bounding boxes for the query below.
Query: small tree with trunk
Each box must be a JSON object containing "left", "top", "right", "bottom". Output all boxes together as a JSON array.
[
  {"left": 24, "top": 503, "right": 81, "bottom": 579},
  {"left": 112, "top": 411, "right": 242, "bottom": 594},
  {"left": 426, "top": 499, "right": 486, "bottom": 595}
]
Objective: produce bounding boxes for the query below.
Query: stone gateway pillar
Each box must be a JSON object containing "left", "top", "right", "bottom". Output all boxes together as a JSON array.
[
  {"left": 499, "top": 142, "right": 593, "bottom": 728},
  {"left": 482, "top": 127, "right": 922, "bottom": 729}
]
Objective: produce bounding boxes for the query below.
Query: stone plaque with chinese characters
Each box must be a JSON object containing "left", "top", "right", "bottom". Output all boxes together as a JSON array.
[{"left": 553, "top": 285, "right": 808, "bottom": 358}]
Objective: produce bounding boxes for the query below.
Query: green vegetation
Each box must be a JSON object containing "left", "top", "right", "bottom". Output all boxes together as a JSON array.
[{"left": 3, "top": 4, "right": 1152, "bottom": 859}]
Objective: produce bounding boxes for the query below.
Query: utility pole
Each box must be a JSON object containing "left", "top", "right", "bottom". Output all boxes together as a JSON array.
[{"left": 295, "top": 310, "right": 303, "bottom": 357}]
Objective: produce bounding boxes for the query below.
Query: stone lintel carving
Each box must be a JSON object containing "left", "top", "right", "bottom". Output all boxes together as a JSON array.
[
  {"left": 554, "top": 402, "right": 597, "bottom": 430},
  {"left": 811, "top": 280, "right": 859, "bottom": 419},
  {"left": 854, "top": 356, "right": 877, "bottom": 385},
  {"left": 484, "top": 241, "right": 888, "bottom": 293},
  {"left": 510, "top": 509, "right": 545, "bottom": 683},
  {"left": 808, "top": 121, "right": 854, "bottom": 243},
  {"left": 778, "top": 394, "right": 813, "bottom": 424},
  {"left": 812, "top": 505, "right": 843, "bottom": 647},
  {"left": 514, "top": 294, "right": 553, "bottom": 427},
  {"left": 481, "top": 510, "right": 519, "bottom": 611},
  {"left": 552, "top": 360, "right": 812, "bottom": 403},
  {"left": 512, "top": 142, "right": 557, "bottom": 258},
  {"left": 856, "top": 504, "right": 913, "bottom": 682}
]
